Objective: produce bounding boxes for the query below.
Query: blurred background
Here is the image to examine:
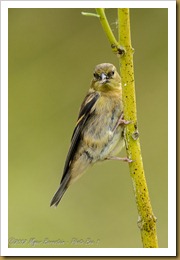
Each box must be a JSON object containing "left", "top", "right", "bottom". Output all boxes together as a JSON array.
[{"left": 8, "top": 8, "right": 168, "bottom": 248}]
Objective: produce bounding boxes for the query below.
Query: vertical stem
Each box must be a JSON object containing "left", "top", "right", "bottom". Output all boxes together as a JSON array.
[
  {"left": 96, "top": 8, "right": 119, "bottom": 54},
  {"left": 118, "top": 8, "right": 158, "bottom": 248}
]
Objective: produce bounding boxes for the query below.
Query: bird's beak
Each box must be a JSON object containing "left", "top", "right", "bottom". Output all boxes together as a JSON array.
[{"left": 100, "top": 73, "right": 108, "bottom": 83}]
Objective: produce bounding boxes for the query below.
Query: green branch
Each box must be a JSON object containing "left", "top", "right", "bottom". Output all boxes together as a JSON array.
[
  {"left": 95, "top": 9, "right": 120, "bottom": 54},
  {"left": 93, "top": 8, "right": 159, "bottom": 247},
  {"left": 118, "top": 8, "right": 158, "bottom": 248}
]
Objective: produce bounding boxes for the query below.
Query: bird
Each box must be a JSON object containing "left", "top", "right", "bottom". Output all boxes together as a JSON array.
[{"left": 50, "top": 63, "right": 131, "bottom": 207}]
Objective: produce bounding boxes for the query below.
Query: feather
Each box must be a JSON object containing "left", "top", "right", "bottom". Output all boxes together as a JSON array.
[{"left": 50, "top": 91, "right": 100, "bottom": 206}]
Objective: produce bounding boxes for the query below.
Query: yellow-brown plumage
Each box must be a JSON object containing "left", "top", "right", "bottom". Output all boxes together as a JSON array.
[{"left": 50, "top": 63, "right": 125, "bottom": 207}]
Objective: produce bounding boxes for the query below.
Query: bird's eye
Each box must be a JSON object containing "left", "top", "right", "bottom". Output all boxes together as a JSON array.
[
  {"left": 107, "top": 71, "right": 115, "bottom": 78},
  {"left": 94, "top": 73, "right": 101, "bottom": 80}
]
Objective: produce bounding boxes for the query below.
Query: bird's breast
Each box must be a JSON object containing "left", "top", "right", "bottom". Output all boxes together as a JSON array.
[{"left": 81, "top": 93, "right": 123, "bottom": 161}]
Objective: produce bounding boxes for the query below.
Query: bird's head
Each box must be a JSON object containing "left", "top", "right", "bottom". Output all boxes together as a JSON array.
[{"left": 91, "top": 63, "right": 121, "bottom": 92}]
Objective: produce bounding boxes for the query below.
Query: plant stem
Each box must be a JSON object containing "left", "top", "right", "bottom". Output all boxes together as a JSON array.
[
  {"left": 95, "top": 8, "right": 159, "bottom": 248},
  {"left": 118, "top": 8, "right": 158, "bottom": 248},
  {"left": 96, "top": 8, "right": 120, "bottom": 54}
]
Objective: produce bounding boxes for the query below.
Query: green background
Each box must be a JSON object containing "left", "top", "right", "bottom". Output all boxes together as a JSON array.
[{"left": 8, "top": 8, "right": 168, "bottom": 248}]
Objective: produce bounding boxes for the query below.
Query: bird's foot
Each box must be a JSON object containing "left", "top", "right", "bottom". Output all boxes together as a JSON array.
[
  {"left": 105, "top": 156, "right": 134, "bottom": 163},
  {"left": 112, "top": 112, "right": 132, "bottom": 133}
]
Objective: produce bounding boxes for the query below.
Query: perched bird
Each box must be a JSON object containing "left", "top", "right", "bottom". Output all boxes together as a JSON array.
[{"left": 50, "top": 63, "right": 131, "bottom": 207}]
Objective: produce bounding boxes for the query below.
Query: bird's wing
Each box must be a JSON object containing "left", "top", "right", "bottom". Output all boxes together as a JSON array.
[{"left": 60, "top": 91, "right": 100, "bottom": 184}]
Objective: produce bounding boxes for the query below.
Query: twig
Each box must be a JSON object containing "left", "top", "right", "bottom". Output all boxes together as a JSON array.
[{"left": 94, "top": 8, "right": 159, "bottom": 248}]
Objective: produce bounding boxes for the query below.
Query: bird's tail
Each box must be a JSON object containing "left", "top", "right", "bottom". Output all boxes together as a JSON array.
[{"left": 50, "top": 175, "right": 70, "bottom": 207}]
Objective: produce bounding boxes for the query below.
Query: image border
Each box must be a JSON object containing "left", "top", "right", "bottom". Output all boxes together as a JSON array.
[{"left": 0, "top": 0, "right": 176, "bottom": 257}]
